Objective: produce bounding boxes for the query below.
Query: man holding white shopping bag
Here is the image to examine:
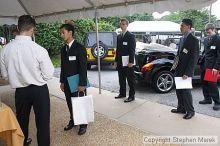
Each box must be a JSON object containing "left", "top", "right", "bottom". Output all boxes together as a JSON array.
[{"left": 59, "top": 21, "right": 91, "bottom": 135}]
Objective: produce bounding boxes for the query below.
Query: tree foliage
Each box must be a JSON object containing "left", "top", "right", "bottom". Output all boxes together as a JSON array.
[
  {"left": 74, "top": 19, "right": 115, "bottom": 45},
  {"left": 35, "top": 19, "right": 115, "bottom": 56},
  {"left": 35, "top": 22, "right": 63, "bottom": 56},
  {"left": 160, "top": 9, "right": 217, "bottom": 31},
  {"left": 100, "top": 13, "right": 154, "bottom": 28}
]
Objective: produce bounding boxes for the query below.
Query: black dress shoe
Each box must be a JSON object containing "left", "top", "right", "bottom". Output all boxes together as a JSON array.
[
  {"left": 124, "top": 97, "right": 135, "bottom": 103},
  {"left": 213, "top": 104, "right": 220, "bottom": 111},
  {"left": 78, "top": 127, "right": 87, "bottom": 135},
  {"left": 199, "top": 100, "right": 212, "bottom": 104},
  {"left": 25, "top": 138, "right": 32, "bottom": 146},
  {"left": 64, "top": 120, "right": 75, "bottom": 131},
  {"left": 183, "top": 112, "right": 195, "bottom": 119},
  {"left": 115, "top": 94, "right": 126, "bottom": 99},
  {"left": 171, "top": 109, "right": 186, "bottom": 114}
]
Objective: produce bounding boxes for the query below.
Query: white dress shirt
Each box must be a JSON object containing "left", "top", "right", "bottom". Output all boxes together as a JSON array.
[{"left": 0, "top": 35, "right": 54, "bottom": 88}]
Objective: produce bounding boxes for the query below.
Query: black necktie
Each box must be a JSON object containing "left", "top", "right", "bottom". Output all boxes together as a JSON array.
[
  {"left": 208, "top": 37, "right": 211, "bottom": 44},
  {"left": 66, "top": 45, "right": 70, "bottom": 52}
]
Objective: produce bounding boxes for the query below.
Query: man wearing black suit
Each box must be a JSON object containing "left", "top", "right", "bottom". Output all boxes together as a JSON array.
[
  {"left": 171, "top": 19, "right": 199, "bottom": 119},
  {"left": 60, "top": 22, "right": 88, "bottom": 135},
  {"left": 115, "top": 18, "right": 136, "bottom": 103},
  {"left": 199, "top": 23, "right": 220, "bottom": 111}
]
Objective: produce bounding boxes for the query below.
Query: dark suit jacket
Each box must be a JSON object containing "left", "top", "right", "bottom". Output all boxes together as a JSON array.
[
  {"left": 204, "top": 34, "right": 220, "bottom": 71},
  {"left": 115, "top": 31, "right": 136, "bottom": 67},
  {"left": 199, "top": 37, "right": 209, "bottom": 67},
  {"left": 175, "top": 33, "right": 199, "bottom": 77},
  {"left": 60, "top": 41, "right": 87, "bottom": 86}
]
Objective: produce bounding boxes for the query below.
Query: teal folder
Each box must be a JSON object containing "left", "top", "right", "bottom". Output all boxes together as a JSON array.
[{"left": 67, "top": 74, "right": 90, "bottom": 93}]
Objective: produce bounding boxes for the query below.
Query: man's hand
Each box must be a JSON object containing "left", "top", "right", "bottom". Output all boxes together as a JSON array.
[
  {"left": 60, "top": 83, "right": 64, "bottom": 92},
  {"left": 78, "top": 86, "right": 85, "bottom": 92},
  {"left": 128, "top": 63, "right": 134, "bottom": 68},
  {"left": 212, "top": 68, "right": 218, "bottom": 75},
  {"left": 182, "top": 75, "right": 188, "bottom": 80}
]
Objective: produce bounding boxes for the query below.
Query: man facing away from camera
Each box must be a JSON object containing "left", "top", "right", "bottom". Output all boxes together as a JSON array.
[{"left": 0, "top": 15, "right": 54, "bottom": 146}]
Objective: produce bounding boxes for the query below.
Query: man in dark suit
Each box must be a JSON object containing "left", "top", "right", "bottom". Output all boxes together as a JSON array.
[
  {"left": 115, "top": 18, "right": 136, "bottom": 103},
  {"left": 171, "top": 19, "right": 199, "bottom": 119},
  {"left": 60, "top": 22, "right": 88, "bottom": 135},
  {"left": 199, "top": 23, "right": 220, "bottom": 111}
]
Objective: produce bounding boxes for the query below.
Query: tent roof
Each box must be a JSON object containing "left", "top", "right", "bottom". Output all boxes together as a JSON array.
[
  {"left": 116, "top": 21, "right": 181, "bottom": 33},
  {"left": 0, "top": 0, "right": 217, "bottom": 24}
]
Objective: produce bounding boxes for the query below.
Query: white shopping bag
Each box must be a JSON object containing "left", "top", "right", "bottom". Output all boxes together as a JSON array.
[{"left": 71, "top": 95, "right": 94, "bottom": 125}]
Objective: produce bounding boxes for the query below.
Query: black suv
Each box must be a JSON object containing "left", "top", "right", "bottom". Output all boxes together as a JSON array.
[{"left": 134, "top": 42, "right": 202, "bottom": 93}]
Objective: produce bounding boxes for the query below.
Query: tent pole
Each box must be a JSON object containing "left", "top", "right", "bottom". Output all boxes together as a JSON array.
[
  {"left": 95, "top": 8, "right": 101, "bottom": 94},
  {"left": 209, "top": 4, "right": 212, "bottom": 23}
]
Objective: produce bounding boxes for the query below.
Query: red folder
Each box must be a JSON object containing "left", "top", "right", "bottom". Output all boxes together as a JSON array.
[{"left": 203, "top": 68, "right": 219, "bottom": 83}]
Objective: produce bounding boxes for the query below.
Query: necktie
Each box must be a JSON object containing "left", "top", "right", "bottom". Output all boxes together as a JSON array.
[
  {"left": 171, "top": 37, "right": 184, "bottom": 71},
  {"left": 66, "top": 45, "right": 70, "bottom": 52},
  {"left": 171, "top": 55, "right": 179, "bottom": 71},
  {"left": 208, "top": 37, "right": 211, "bottom": 44}
]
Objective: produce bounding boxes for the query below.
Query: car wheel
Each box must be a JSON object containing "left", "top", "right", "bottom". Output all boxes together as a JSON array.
[
  {"left": 153, "top": 70, "right": 174, "bottom": 93},
  {"left": 91, "top": 42, "right": 108, "bottom": 59}
]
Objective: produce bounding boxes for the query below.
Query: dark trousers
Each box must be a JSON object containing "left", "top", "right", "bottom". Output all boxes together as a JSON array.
[
  {"left": 117, "top": 66, "right": 135, "bottom": 97},
  {"left": 176, "top": 89, "right": 194, "bottom": 113},
  {"left": 15, "top": 84, "right": 50, "bottom": 146},
  {"left": 201, "top": 70, "right": 220, "bottom": 104},
  {"left": 64, "top": 81, "right": 87, "bottom": 128}
]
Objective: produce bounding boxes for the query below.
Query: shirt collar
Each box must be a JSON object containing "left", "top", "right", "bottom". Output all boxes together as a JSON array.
[
  {"left": 183, "top": 32, "right": 190, "bottom": 39},
  {"left": 15, "top": 35, "right": 32, "bottom": 41},
  {"left": 67, "top": 39, "right": 74, "bottom": 48},
  {"left": 122, "top": 30, "right": 127, "bottom": 36}
]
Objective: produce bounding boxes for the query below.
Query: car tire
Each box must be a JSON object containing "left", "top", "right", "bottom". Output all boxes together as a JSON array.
[
  {"left": 153, "top": 70, "right": 174, "bottom": 93},
  {"left": 91, "top": 42, "right": 108, "bottom": 59}
]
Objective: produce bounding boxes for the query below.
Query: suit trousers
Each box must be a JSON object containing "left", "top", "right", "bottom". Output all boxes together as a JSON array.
[
  {"left": 117, "top": 66, "right": 135, "bottom": 97},
  {"left": 201, "top": 69, "right": 220, "bottom": 104},
  {"left": 15, "top": 84, "right": 50, "bottom": 146},
  {"left": 176, "top": 89, "right": 194, "bottom": 113},
  {"left": 63, "top": 81, "right": 87, "bottom": 128}
]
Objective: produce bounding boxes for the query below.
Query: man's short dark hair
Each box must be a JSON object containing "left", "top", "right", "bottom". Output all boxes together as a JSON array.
[
  {"left": 60, "top": 23, "right": 75, "bottom": 36},
  {"left": 120, "top": 18, "right": 129, "bottom": 25},
  {"left": 18, "top": 15, "right": 36, "bottom": 32},
  {"left": 205, "top": 23, "right": 215, "bottom": 31},
  {"left": 182, "top": 19, "right": 193, "bottom": 29}
]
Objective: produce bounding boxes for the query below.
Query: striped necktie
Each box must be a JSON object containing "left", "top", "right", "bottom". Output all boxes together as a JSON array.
[
  {"left": 170, "top": 37, "right": 185, "bottom": 71},
  {"left": 171, "top": 55, "right": 179, "bottom": 71}
]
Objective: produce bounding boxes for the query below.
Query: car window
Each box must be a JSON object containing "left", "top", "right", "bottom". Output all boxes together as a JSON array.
[{"left": 87, "top": 33, "right": 114, "bottom": 47}]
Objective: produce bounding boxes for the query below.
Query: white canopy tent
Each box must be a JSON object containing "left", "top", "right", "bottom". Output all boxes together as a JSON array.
[
  {"left": 116, "top": 21, "right": 181, "bottom": 33},
  {"left": 0, "top": 0, "right": 217, "bottom": 93},
  {"left": 0, "top": 0, "right": 217, "bottom": 24}
]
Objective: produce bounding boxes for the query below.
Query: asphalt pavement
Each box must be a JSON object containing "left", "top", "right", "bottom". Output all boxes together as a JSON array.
[{"left": 54, "top": 65, "right": 220, "bottom": 118}]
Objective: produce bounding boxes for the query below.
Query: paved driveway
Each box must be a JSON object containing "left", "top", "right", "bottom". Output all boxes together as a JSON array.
[{"left": 54, "top": 65, "right": 220, "bottom": 118}]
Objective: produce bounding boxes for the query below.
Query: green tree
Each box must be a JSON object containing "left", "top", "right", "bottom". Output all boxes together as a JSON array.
[
  {"left": 35, "top": 22, "right": 63, "bottom": 56},
  {"left": 160, "top": 9, "right": 217, "bottom": 31},
  {"left": 35, "top": 19, "right": 116, "bottom": 56},
  {"left": 100, "top": 13, "right": 154, "bottom": 28},
  {"left": 73, "top": 19, "right": 96, "bottom": 44},
  {"left": 74, "top": 19, "right": 116, "bottom": 44}
]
